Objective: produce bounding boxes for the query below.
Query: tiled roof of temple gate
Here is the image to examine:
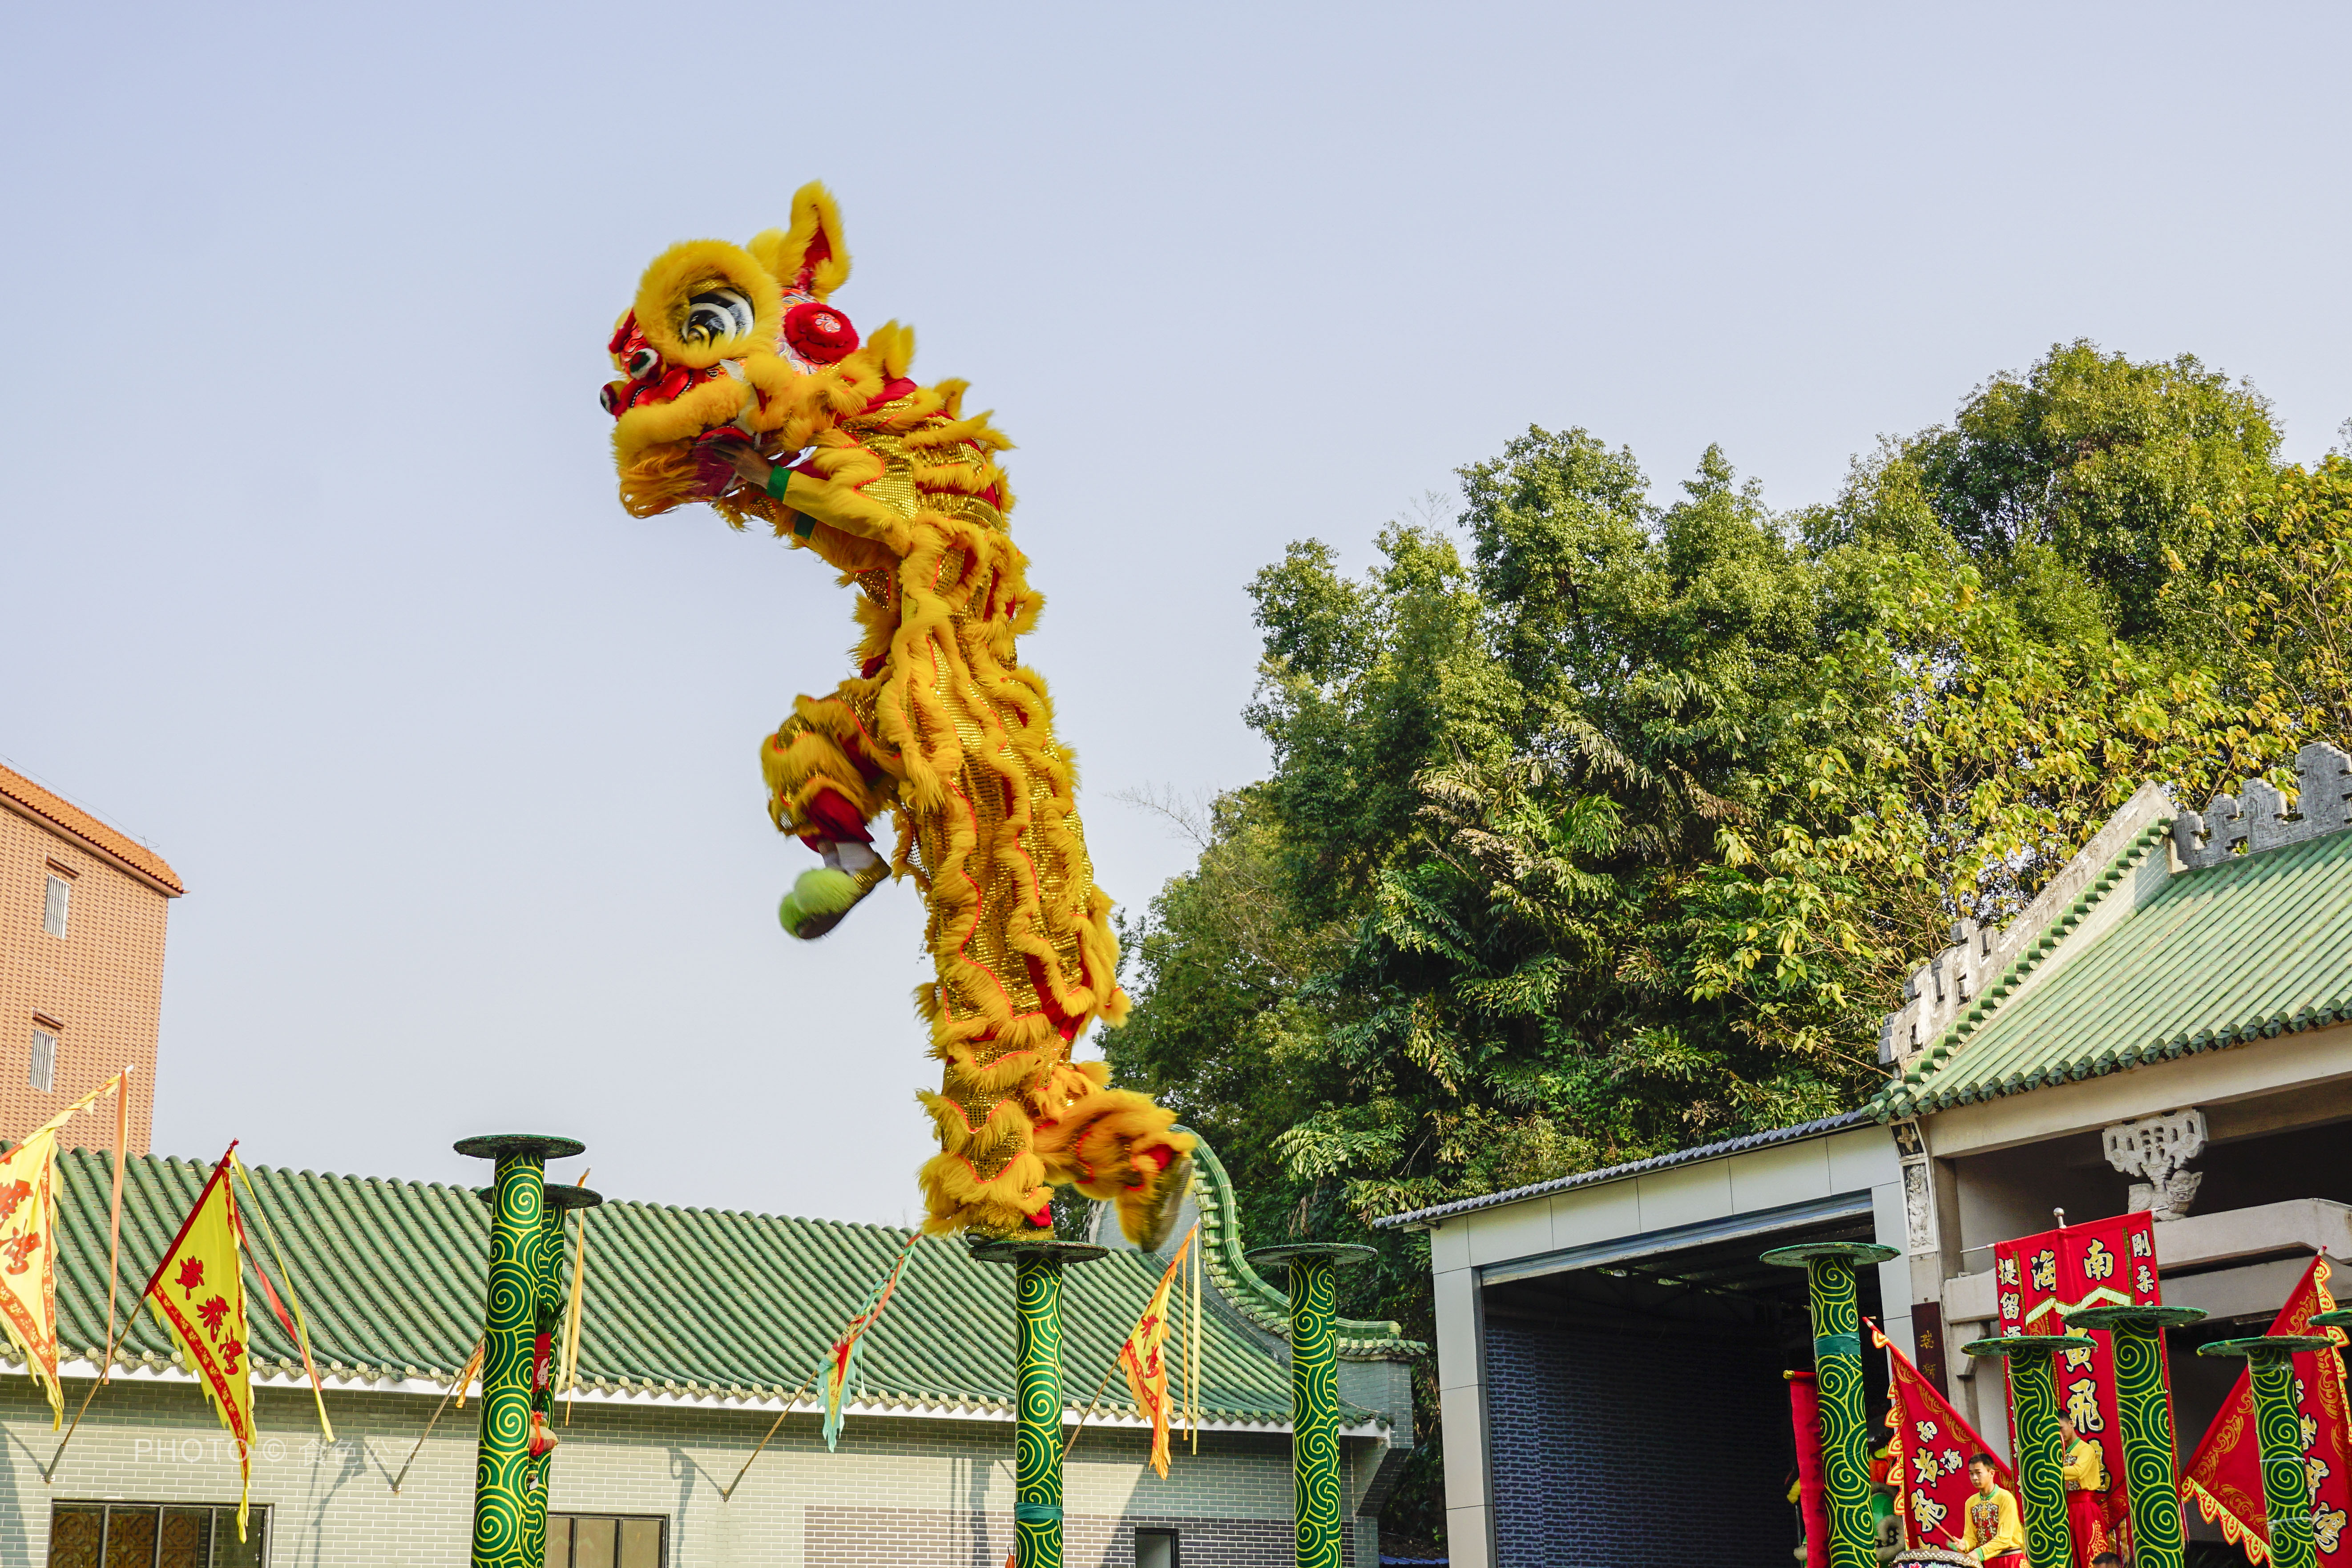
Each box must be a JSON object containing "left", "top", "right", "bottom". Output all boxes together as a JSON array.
[
  {"left": 8, "top": 1139, "right": 1410, "bottom": 1429},
  {"left": 1871, "top": 747, "right": 2352, "bottom": 1119}
]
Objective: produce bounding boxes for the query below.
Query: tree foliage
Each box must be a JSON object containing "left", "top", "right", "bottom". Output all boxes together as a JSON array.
[{"left": 1099, "top": 343, "right": 2340, "bottom": 1547}]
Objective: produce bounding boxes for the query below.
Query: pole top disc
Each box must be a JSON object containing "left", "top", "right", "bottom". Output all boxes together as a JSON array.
[
  {"left": 476, "top": 1183, "right": 603, "bottom": 1211},
  {"left": 1760, "top": 1241, "right": 1901, "bottom": 1268},
  {"left": 1961, "top": 1334, "right": 2097, "bottom": 1359},
  {"left": 1245, "top": 1243, "right": 1378, "bottom": 1273},
  {"left": 2065, "top": 1304, "right": 2208, "bottom": 1331},
  {"left": 2197, "top": 1334, "right": 2338, "bottom": 1358},
  {"left": 454, "top": 1133, "right": 586, "bottom": 1162},
  {"left": 968, "top": 1237, "right": 1109, "bottom": 1268}
]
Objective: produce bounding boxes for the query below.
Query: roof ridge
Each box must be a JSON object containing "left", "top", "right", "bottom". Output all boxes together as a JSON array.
[
  {"left": 1368, "top": 1108, "right": 1876, "bottom": 1228},
  {"left": 0, "top": 762, "right": 184, "bottom": 894},
  {"left": 1872, "top": 820, "right": 2173, "bottom": 1119},
  {"left": 1876, "top": 818, "right": 2352, "bottom": 1118},
  {"left": 1184, "top": 1137, "right": 1424, "bottom": 1359}
]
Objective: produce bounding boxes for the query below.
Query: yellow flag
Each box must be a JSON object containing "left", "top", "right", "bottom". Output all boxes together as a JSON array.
[
  {"left": 0, "top": 1071, "right": 133, "bottom": 1426},
  {"left": 1116, "top": 1226, "right": 1196, "bottom": 1478},
  {"left": 143, "top": 1144, "right": 254, "bottom": 1541}
]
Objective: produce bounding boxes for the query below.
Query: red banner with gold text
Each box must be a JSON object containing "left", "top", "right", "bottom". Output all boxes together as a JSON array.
[
  {"left": 1873, "top": 1318, "right": 2017, "bottom": 1550},
  {"left": 2180, "top": 1255, "right": 2352, "bottom": 1564},
  {"left": 1993, "top": 1211, "right": 2162, "bottom": 1564}
]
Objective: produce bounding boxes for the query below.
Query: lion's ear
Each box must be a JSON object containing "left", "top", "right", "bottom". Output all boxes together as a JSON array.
[{"left": 749, "top": 182, "right": 851, "bottom": 299}]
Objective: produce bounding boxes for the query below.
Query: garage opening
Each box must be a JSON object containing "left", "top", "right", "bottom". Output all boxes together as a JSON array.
[{"left": 1478, "top": 1195, "right": 1887, "bottom": 1568}]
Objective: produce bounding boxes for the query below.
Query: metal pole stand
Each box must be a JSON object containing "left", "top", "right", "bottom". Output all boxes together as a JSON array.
[
  {"left": 972, "top": 1237, "right": 1107, "bottom": 1568},
  {"left": 1763, "top": 1242, "right": 1900, "bottom": 1568},
  {"left": 1963, "top": 1334, "right": 2095, "bottom": 1568},
  {"left": 2067, "top": 1304, "right": 2207, "bottom": 1568},
  {"left": 2196, "top": 1333, "right": 2337, "bottom": 1568},
  {"left": 1247, "top": 1244, "right": 1378, "bottom": 1568},
  {"left": 455, "top": 1133, "right": 585, "bottom": 1568}
]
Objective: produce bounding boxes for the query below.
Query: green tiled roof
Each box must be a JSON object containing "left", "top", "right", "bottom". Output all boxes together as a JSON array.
[
  {"left": 1873, "top": 822, "right": 2352, "bottom": 1118},
  {"left": 19, "top": 1139, "right": 1409, "bottom": 1430}
]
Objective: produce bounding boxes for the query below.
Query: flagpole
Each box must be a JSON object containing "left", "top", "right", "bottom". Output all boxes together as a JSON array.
[
  {"left": 1246, "top": 1244, "right": 1376, "bottom": 1568},
  {"left": 391, "top": 1338, "right": 486, "bottom": 1495},
  {"left": 717, "top": 1363, "right": 827, "bottom": 1502},
  {"left": 1057, "top": 1356, "right": 1125, "bottom": 1463},
  {"left": 558, "top": 1169, "right": 590, "bottom": 1425},
  {"left": 43, "top": 1069, "right": 136, "bottom": 1482},
  {"left": 455, "top": 1133, "right": 584, "bottom": 1568}
]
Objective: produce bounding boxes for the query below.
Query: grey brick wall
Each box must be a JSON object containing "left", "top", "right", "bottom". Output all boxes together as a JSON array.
[
  {"left": 1482, "top": 1319, "right": 1795, "bottom": 1566},
  {"left": 0, "top": 1377, "right": 1373, "bottom": 1565}
]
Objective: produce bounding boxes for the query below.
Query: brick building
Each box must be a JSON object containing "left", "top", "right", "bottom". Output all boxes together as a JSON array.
[
  {"left": 0, "top": 763, "right": 181, "bottom": 1153},
  {"left": 7, "top": 1139, "right": 1420, "bottom": 1566}
]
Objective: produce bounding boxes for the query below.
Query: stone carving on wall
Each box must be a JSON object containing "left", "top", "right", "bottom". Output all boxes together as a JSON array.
[
  {"left": 1892, "top": 1120, "right": 1938, "bottom": 1257},
  {"left": 2102, "top": 1108, "right": 2207, "bottom": 1221}
]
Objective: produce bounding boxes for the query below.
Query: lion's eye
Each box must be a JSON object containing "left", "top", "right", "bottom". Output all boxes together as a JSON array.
[
  {"left": 627, "top": 347, "right": 661, "bottom": 380},
  {"left": 681, "top": 286, "right": 754, "bottom": 347}
]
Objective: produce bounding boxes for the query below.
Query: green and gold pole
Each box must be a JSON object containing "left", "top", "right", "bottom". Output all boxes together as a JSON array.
[
  {"left": 2197, "top": 1333, "right": 2336, "bottom": 1568},
  {"left": 2068, "top": 1305, "right": 2206, "bottom": 1568},
  {"left": 1963, "top": 1334, "right": 2094, "bottom": 1568},
  {"left": 1764, "top": 1242, "right": 1900, "bottom": 1568},
  {"left": 1248, "top": 1244, "right": 1378, "bottom": 1568},
  {"left": 524, "top": 1184, "right": 601, "bottom": 1565},
  {"left": 974, "top": 1237, "right": 1106, "bottom": 1568},
  {"left": 456, "top": 1133, "right": 584, "bottom": 1568}
]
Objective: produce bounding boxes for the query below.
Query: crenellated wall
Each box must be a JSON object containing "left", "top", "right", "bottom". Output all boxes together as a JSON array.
[
  {"left": 2171, "top": 741, "right": 2352, "bottom": 868},
  {"left": 1877, "top": 783, "right": 2173, "bottom": 1066}
]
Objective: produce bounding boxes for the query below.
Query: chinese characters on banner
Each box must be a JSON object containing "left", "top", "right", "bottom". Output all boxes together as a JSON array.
[
  {"left": 1116, "top": 1225, "right": 1198, "bottom": 1479},
  {"left": 2180, "top": 1255, "right": 2352, "bottom": 1563},
  {"left": 141, "top": 1144, "right": 255, "bottom": 1541},
  {"left": 0, "top": 1070, "right": 133, "bottom": 1426},
  {"left": 1993, "top": 1211, "right": 2162, "bottom": 1564},
  {"left": 1873, "top": 1319, "right": 2017, "bottom": 1549}
]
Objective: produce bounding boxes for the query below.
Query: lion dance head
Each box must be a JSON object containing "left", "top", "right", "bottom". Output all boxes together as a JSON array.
[{"left": 601, "top": 181, "right": 882, "bottom": 519}]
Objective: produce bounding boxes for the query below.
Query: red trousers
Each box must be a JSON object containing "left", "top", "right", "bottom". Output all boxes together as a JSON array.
[{"left": 2065, "top": 1488, "right": 2111, "bottom": 1566}]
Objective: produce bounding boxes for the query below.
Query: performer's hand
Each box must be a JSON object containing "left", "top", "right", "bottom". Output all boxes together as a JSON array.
[{"left": 716, "top": 440, "right": 773, "bottom": 487}]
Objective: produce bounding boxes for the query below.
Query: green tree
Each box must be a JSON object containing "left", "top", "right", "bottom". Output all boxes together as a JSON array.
[
  {"left": 1908, "top": 339, "right": 2279, "bottom": 642},
  {"left": 1105, "top": 344, "right": 2330, "bottom": 1550}
]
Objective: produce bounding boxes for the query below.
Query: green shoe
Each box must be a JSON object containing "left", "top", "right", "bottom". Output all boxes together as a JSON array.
[{"left": 777, "top": 863, "right": 886, "bottom": 940}]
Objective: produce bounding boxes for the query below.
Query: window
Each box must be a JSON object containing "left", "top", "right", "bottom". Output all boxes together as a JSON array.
[
  {"left": 550, "top": 1514, "right": 666, "bottom": 1568},
  {"left": 43, "top": 873, "right": 69, "bottom": 938},
  {"left": 1136, "top": 1528, "right": 1181, "bottom": 1568},
  {"left": 29, "top": 1026, "right": 57, "bottom": 1094},
  {"left": 49, "top": 1502, "right": 266, "bottom": 1567}
]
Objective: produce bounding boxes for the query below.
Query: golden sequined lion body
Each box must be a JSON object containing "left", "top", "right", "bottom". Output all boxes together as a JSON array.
[{"left": 602, "top": 183, "right": 1190, "bottom": 1240}]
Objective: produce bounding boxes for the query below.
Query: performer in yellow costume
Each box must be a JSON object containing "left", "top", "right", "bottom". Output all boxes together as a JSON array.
[
  {"left": 2057, "top": 1417, "right": 2110, "bottom": 1568},
  {"left": 1955, "top": 1453, "right": 2025, "bottom": 1566},
  {"left": 601, "top": 183, "right": 1192, "bottom": 1242}
]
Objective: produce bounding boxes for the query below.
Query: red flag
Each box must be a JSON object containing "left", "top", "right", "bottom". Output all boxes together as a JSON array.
[
  {"left": 1787, "top": 1370, "right": 1830, "bottom": 1568},
  {"left": 1993, "top": 1211, "right": 2160, "bottom": 1561},
  {"left": 1873, "top": 1318, "right": 2016, "bottom": 1549},
  {"left": 2180, "top": 1255, "right": 2352, "bottom": 1564}
]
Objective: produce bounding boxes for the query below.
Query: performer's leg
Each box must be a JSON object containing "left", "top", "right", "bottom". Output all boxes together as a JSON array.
[
  {"left": 1031, "top": 1062, "right": 1197, "bottom": 1249},
  {"left": 760, "top": 695, "right": 893, "bottom": 940}
]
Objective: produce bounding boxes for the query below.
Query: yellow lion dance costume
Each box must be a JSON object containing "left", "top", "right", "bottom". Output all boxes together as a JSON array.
[{"left": 603, "top": 183, "right": 1191, "bottom": 1242}]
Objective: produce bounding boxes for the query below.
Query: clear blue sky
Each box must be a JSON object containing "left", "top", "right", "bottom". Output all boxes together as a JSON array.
[{"left": 5, "top": 3, "right": 2347, "bottom": 1224}]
